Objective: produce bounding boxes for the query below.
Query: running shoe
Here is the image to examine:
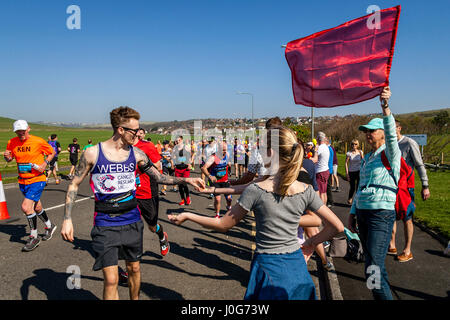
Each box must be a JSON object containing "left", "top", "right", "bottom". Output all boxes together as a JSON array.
[
  {"left": 22, "top": 236, "right": 41, "bottom": 252},
  {"left": 160, "top": 190, "right": 166, "bottom": 196},
  {"left": 55, "top": 179, "right": 60, "bottom": 185},
  {"left": 215, "top": 214, "right": 221, "bottom": 219},
  {"left": 118, "top": 268, "right": 129, "bottom": 285},
  {"left": 160, "top": 232, "right": 170, "bottom": 256},
  {"left": 185, "top": 197, "right": 191, "bottom": 205},
  {"left": 42, "top": 223, "right": 57, "bottom": 241},
  {"left": 179, "top": 199, "right": 185, "bottom": 206},
  {"left": 323, "top": 261, "right": 335, "bottom": 272},
  {"left": 226, "top": 206, "right": 232, "bottom": 211}
]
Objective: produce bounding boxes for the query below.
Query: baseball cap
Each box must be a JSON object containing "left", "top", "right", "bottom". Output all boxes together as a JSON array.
[
  {"left": 13, "top": 120, "right": 29, "bottom": 132},
  {"left": 306, "top": 141, "right": 314, "bottom": 146},
  {"left": 358, "top": 118, "right": 384, "bottom": 132}
]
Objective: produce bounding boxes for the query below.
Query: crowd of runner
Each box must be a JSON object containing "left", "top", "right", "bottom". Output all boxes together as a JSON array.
[{"left": 3, "top": 86, "right": 435, "bottom": 301}]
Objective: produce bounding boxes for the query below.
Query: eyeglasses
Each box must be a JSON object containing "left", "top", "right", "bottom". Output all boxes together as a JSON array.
[
  {"left": 120, "top": 126, "right": 140, "bottom": 136},
  {"left": 351, "top": 143, "right": 358, "bottom": 146}
]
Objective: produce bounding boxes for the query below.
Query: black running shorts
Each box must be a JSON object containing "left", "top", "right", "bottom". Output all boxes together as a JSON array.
[
  {"left": 137, "top": 198, "right": 159, "bottom": 227},
  {"left": 70, "top": 154, "right": 78, "bottom": 166},
  {"left": 49, "top": 157, "right": 58, "bottom": 170},
  {"left": 90, "top": 220, "right": 144, "bottom": 271},
  {"left": 212, "top": 181, "right": 231, "bottom": 197}
]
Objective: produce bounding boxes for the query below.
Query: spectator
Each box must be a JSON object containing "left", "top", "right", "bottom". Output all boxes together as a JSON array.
[
  {"left": 345, "top": 139, "right": 364, "bottom": 205},
  {"left": 298, "top": 151, "right": 334, "bottom": 271},
  {"left": 331, "top": 142, "right": 340, "bottom": 192},
  {"left": 305, "top": 142, "right": 315, "bottom": 160},
  {"left": 326, "top": 138, "right": 334, "bottom": 207},
  {"left": 388, "top": 120, "right": 431, "bottom": 262},
  {"left": 315, "top": 132, "right": 330, "bottom": 205},
  {"left": 169, "top": 126, "right": 344, "bottom": 300},
  {"left": 67, "top": 138, "right": 81, "bottom": 179},
  {"left": 348, "top": 86, "right": 398, "bottom": 300}
]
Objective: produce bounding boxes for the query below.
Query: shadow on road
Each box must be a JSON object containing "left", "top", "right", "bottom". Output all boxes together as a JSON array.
[
  {"left": 0, "top": 223, "right": 28, "bottom": 244},
  {"left": 193, "top": 237, "right": 252, "bottom": 261},
  {"left": 140, "top": 282, "right": 184, "bottom": 300},
  {"left": 168, "top": 242, "right": 249, "bottom": 286},
  {"left": 334, "top": 269, "right": 450, "bottom": 300},
  {"left": 71, "top": 237, "right": 96, "bottom": 258},
  {"left": 20, "top": 268, "right": 102, "bottom": 300}
]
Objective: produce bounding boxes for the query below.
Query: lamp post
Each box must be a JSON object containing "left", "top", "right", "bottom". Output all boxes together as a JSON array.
[{"left": 237, "top": 92, "right": 254, "bottom": 128}]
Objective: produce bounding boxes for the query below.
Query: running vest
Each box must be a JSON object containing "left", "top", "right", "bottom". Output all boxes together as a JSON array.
[
  {"left": 48, "top": 141, "right": 59, "bottom": 156},
  {"left": 210, "top": 154, "right": 229, "bottom": 183},
  {"left": 173, "top": 145, "right": 190, "bottom": 169},
  {"left": 90, "top": 143, "right": 141, "bottom": 227},
  {"left": 161, "top": 149, "right": 172, "bottom": 168}
]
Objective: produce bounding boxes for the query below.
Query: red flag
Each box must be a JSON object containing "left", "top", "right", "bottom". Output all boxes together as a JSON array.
[{"left": 285, "top": 6, "right": 400, "bottom": 108}]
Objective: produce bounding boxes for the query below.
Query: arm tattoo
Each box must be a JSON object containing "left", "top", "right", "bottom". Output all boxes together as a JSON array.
[
  {"left": 135, "top": 147, "right": 188, "bottom": 185},
  {"left": 64, "top": 152, "right": 91, "bottom": 220},
  {"left": 140, "top": 161, "right": 187, "bottom": 186},
  {"left": 64, "top": 189, "right": 77, "bottom": 220},
  {"left": 75, "top": 153, "right": 88, "bottom": 177}
]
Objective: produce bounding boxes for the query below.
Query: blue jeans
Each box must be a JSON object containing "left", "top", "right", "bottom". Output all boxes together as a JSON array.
[{"left": 356, "top": 209, "right": 396, "bottom": 300}]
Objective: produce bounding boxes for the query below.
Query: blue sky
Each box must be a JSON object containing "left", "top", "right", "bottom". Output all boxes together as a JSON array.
[{"left": 0, "top": 0, "right": 449, "bottom": 124}]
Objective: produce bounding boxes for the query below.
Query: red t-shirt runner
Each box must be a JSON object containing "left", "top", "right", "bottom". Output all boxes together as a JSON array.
[{"left": 134, "top": 140, "right": 162, "bottom": 199}]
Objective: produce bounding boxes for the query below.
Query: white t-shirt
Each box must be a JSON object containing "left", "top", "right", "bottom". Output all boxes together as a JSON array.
[
  {"left": 346, "top": 151, "right": 363, "bottom": 172},
  {"left": 205, "top": 143, "right": 217, "bottom": 159},
  {"left": 315, "top": 143, "right": 330, "bottom": 173}
]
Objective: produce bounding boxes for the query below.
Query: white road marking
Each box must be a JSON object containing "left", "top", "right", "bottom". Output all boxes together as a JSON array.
[{"left": 45, "top": 196, "right": 94, "bottom": 212}]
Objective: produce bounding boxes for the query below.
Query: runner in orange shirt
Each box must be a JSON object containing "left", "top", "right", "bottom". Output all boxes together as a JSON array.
[{"left": 4, "top": 120, "right": 58, "bottom": 252}]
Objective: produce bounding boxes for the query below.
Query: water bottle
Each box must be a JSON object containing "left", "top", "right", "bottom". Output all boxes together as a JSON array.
[{"left": 31, "top": 163, "right": 40, "bottom": 171}]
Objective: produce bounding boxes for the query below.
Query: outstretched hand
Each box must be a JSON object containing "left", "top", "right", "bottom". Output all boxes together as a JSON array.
[
  {"left": 188, "top": 177, "right": 206, "bottom": 190},
  {"left": 300, "top": 239, "right": 315, "bottom": 263},
  {"left": 168, "top": 213, "right": 188, "bottom": 226}
]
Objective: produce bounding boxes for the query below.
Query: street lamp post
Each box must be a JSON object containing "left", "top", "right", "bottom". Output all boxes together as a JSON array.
[{"left": 237, "top": 92, "right": 254, "bottom": 128}]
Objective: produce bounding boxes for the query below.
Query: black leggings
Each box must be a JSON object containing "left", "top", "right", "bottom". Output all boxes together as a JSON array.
[
  {"left": 348, "top": 171, "right": 360, "bottom": 200},
  {"left": 179, "top": 184, "right": 190, "bottom": 200}
]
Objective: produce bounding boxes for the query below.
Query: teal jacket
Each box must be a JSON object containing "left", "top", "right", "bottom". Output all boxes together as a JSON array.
[{"left": 350, "top": 113, "right": 400, "bottom": 214}]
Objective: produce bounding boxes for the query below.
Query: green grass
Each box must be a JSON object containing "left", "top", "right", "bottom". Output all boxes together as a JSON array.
[
  {"left": 0, "top": 125, "right": 170, "bottom": 175},
  {"left": 335, "top": 153, "right": 449, "bottom": 240}
]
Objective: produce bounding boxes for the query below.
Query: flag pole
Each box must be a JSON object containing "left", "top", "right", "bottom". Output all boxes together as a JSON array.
[{"left": 282, "top": 43, "right": 314, "bottom": 141}]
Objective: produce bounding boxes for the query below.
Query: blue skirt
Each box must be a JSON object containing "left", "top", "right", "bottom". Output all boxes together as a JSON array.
[{"left": 244, "top": 248, "right": 316, "bottom": 300}]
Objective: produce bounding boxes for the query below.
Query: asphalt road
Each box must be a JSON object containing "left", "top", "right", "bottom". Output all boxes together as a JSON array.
[
  {"left": 0, "top": 171, "right": 256, "bottom": 300},
  {"left": 0, "top": 169, "right": 328, "bottom": 300},
  {"left": 3, "top": 169, "right": 446, "bottom": 301}
]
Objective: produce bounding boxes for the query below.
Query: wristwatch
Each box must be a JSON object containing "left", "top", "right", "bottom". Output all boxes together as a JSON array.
[{"left": 45, "top": 159, "right": 50, "bottom": 165}]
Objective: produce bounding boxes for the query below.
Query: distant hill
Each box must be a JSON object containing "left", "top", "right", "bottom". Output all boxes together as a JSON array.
[
  {"left": 0, "top": 116, "right": 64, "bottom": 131},
  {"left": 396, "top": 108, "right": 450, "bottom": 120}
]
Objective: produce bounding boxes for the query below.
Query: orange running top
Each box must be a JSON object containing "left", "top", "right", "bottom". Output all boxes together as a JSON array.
[{"left": 6, "top": 135, "right": 55, "bottom": 185}]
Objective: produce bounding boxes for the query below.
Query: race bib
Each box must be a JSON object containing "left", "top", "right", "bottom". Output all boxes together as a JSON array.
[
  {"left": 216, "top": 169, "right": 227, "bottom": 178},
  {"left": 18, "top": 163, "right": 32, "bottom": 174}
]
